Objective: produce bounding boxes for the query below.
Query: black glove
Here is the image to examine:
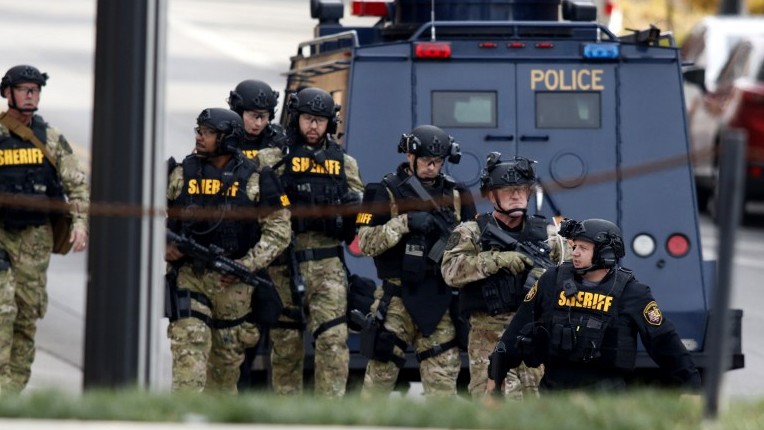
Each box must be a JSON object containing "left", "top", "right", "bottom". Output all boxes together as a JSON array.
[{"left": 407, "top": 211, "right": 436, "bottom": 234}]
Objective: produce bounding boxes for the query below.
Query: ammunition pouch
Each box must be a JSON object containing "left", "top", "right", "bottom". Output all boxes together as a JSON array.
[
  {"left": 549, "top": 314, "right": 607, "bottom": 363},
  {"left": 481, "top": 273, "right": 521, "bottom": 315},
  {"left": 0, "top": 249, "right": 11, "bottom": 271}
]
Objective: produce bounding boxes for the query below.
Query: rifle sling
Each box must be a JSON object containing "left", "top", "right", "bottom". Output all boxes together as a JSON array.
[{"left": 0, "top": 111, "right": 59, "bottom": 170}]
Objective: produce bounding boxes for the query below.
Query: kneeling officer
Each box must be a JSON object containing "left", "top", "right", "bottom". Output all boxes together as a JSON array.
[{"left": 488, "top": 218, "right": 701, "bottom": 392}]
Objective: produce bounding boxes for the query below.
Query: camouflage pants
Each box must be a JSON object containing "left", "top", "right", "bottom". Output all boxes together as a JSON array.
[
  {"left": 468, "top": 312, "right": 543, "bottom": 400},
  {"left": 0, "top": 225, "right": 52, "bottom": 394},
  {"left": 268, "top": 264, "right": 305, "bottom": 395},
  {"left": 362, "top": 286, "right": 460, "bottom": 398},
  {"left": 268, "top": 256, "right": 348, "bottom": 397},
  {"left": 167, "top": 264, "right": 260, "bottom": 394}
]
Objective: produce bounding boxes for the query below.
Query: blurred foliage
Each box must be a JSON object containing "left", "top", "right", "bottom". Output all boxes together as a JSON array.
[{"left": 0, "top": 388, "right": 762, "bottom": 429}]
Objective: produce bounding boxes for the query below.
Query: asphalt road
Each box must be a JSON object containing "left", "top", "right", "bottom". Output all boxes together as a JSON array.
[{"left": 0, "top": 0, "right": 761, "bottom": 400}]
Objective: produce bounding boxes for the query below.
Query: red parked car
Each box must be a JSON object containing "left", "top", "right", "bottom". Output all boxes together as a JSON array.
[{"left": 685, "top": 34, "right": 764, "bottom": 216}]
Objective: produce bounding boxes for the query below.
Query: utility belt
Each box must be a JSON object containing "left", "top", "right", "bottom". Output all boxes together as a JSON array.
[{"left": 272, "top": 245, "right": 343, "bottom": 266}]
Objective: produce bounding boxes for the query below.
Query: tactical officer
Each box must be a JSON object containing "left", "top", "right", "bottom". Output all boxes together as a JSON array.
[
  {"left": 228, "top": 79, "right": 289, "bottom": 390},
  {"left": 228, "top": 79, "right": 287, "bottom": 160},
  {"left": 263, "top": 87, "right": 363, "bottom": 397},
  {"left": 355, "top": 125, "right": 476, "bottom": 398},
  {"left": 442, "top": 152, "right": 565, "bottom": 400},
  {"left": 165, "top": 108, "right": 291, "bottom": 393},
  {"left": 0, "top": 65, "right": 89, "bottom": 394},
  {"left": 487, "top": 218, "right": 701, "bottom": 393}
]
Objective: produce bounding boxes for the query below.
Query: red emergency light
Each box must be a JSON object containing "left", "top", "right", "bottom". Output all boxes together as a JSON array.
[
  {"left": 414, "top": 42, "right": 452, "bottom": 59},
  {"left": 352, "top": 0, "right": 391, "bottom": 17},
  {"left": 666, "top": 233, "right": 690, "bottom": 258}
]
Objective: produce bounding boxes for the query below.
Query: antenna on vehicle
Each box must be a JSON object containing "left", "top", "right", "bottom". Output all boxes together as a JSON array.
[{"left": 430, "top": 0, "right": 436, "bottom": 41}]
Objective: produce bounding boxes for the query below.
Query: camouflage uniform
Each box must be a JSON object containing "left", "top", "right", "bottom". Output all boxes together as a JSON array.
[
  {"left": 0, "top": 116, "right": 89, "bottom": 393},
  {"left": 258, "top": 142, "right": 363, "bottom": 397},
  {"left": 166, "top": 157, "right": 291, "bottom": 393},
  {"left": 235, "top": 123, "right": 287, "bottom": 390},
  {"left": 442, "top": 217, "right": 567, "bottom": 399},
  {"left": 357, "top": 163, "right": 475, "bottom": 398}
]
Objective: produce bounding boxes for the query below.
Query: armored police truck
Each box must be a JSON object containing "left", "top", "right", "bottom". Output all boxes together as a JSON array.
[{"left": 274, "top": 0, "right": 744, "bottom": 385}]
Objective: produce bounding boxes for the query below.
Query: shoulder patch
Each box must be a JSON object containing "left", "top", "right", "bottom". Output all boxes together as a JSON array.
[
  {"left": 445, "top": 231, "right": 461, "bottom": 251},
  {"left": 643, "top": 301, "right": 663, "bottom": 326},
  {"left": 524, "top": 282, "right": 538, "bottom": 302}
]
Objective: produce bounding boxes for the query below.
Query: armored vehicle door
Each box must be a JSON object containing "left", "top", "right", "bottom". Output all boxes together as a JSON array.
[
  {"left": 413, "top": 62, "right": 516, "bottom": 193},
  {"left": 415, "top": 61, "right": 617, "bottom": 219},
  {"left": 516, "top": 63, "right": 618, "bottom": 220}
]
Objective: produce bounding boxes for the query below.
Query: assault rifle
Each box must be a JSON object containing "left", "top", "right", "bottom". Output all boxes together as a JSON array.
[
  {"left": 399, "top": 175, "right": 457, "bottom": 264},
  {"left": 481, "top": 222, "right": 554, "bottom": 289},
  {"left": 166, "top": 230, "right": 274, "bottom": 289}
]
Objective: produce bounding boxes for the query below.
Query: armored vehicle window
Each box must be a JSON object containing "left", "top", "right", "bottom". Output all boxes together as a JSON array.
[
  {"left": 535, "top": 92, "right": 600, "bottom": 129},
  {"left": 432, "top": 91, "right": 497, "bottom": 128}
]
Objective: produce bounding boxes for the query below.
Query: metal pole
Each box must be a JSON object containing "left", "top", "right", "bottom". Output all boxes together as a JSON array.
[
  {"left": 704, "top": 128, "right": 746, "bottom": 419},
  {"left": 84, "top": 0, "right": 165, "bottom": 389}
]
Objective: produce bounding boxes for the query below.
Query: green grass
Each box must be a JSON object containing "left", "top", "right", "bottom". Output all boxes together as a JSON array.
[{"left": 1, "top": 389, "right": 763, "bottom": 429}]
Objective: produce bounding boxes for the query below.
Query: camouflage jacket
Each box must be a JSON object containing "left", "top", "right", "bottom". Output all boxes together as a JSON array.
[{"left": 441, "top": 215, "right": 569, "bottom": 288}]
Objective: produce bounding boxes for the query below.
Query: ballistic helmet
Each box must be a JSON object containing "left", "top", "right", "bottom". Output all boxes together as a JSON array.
[
  {"left": 397, "top": 125, "right": 461, "bottom": 163},
  {"left": 479, "top": 152, "right": 537, "bottom": 195},
  {"left": 196, "top": 108, "right": 245, "bottom": 154},
  {"left": 287, "top": 87, "right": 340, "bottom": 134},
  {"left": 559, "top": 218, "right": 626, "bottom": 269},
  {"left": 228, "top": 79, "right": 278, "bottom": 119},
  {"left": 1, "top": 65, "right": 48, "bottom": 98}
]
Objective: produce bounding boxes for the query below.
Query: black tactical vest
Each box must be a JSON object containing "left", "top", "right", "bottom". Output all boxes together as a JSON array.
[
  {"left": 459, "top": 213, "right": 548, "bottom": 317},
  {"left": 240, "top": 123, "right": 287, "bottom": 160},
  {"left": 174, "top": 154, "right": 261, "bottom": 259},
  {"left": 544, "top": 263, "right": 637, "bottom": 371},
  {"left": 0, "top": 115, "right": 63, "bottom": 229},
  {"left": 372, "top": 170, "right": 458, "bottom": 280},
  {"left": 280, "top": 139, "right": 349, "bottom": 238}
]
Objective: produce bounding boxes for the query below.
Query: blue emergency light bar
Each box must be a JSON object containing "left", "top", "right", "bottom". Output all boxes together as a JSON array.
[{"left": 582, "top": 43, "right": 620, "bottom": 59}]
